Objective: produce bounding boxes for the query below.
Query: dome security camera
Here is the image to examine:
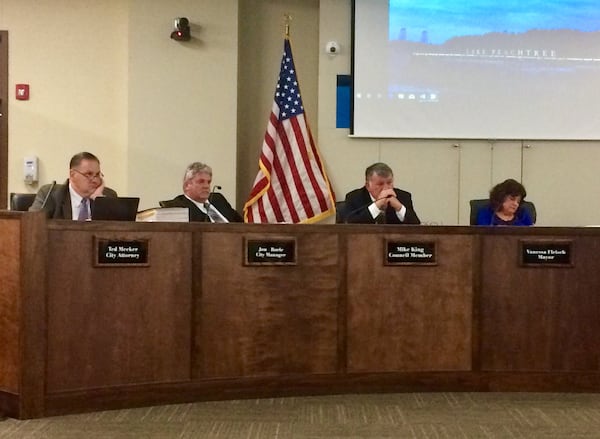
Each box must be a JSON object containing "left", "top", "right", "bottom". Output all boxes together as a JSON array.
[{"left": 325, "top": 41, "right": 340, "bottom": 55}]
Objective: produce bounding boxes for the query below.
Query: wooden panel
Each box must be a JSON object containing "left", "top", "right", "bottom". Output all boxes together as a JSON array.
[
  {"left": 480, "top": 234, "right": 600, "bottom": 371},
  {"left": 19, "top": 212, "right": 48, "bottom": 418},
  {"left": 196, "top": 230, "right": 340, "bottom": 377},
  {"left": 6, "top": 222, "right": 600, "bottom": 419},
  {"left": 0, "top": 218, "right": 21, "bottom": 393},
  {"left": 347, "top": 233, "right": 473, "bottom": 372},
  {"left": 46, "top": 230, "right": 193, "bottom": 392}
]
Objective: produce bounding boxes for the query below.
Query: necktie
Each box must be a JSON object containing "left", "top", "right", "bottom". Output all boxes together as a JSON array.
[
  {"left": 78, "top": 198, "right": 89, "bottom": 221},
  {"left": 205, "top": 203, "right": 225, "bottom": 223},
  {"left": 385, "top": 205, "right": 398, "bottom": 224}
]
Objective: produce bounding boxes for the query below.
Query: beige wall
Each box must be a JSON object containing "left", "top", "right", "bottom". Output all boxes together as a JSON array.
[
  {"left": 3, "top": 0, "right": 600, "bottom": 225},
  {"left": 128, "top": 0, "right": 238, "bottom": 208},
  {"left": 3, "top": 0, "right": 239, "bottom": 210},
  {"left": 3, "top": 0, "right": 128, "bottom": 196}
]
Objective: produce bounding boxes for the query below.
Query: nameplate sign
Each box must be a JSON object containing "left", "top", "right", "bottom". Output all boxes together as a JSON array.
[
  {"left": 385, "top": 241, "right": 437, "bottom": 266},
  {"left": 95, "top": 238, "right": 149, "bottom": 267},
  {"left": 520, "top": 240, "right": 573, "bottom": 267},
  {"left": 245, "top": 238, "right": 297, "bottom": 266}
]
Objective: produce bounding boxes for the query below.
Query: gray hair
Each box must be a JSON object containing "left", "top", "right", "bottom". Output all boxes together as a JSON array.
[
  {"left": 365, "top": 162, "right": 393, "bottom": 179},
  {"left": 183, "top": 162, "right": 212, "bottom": 184}
]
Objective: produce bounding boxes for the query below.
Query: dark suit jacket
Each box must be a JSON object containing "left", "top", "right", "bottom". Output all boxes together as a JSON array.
[
  {"left": 343, "top": 187, "right": 420, "bottom": 224},
  {"left": 161, "top": 194, "right": 242, "bottom": 223},
  {"left": 29, "top": 180, "right": 118, "bottom": 219}
]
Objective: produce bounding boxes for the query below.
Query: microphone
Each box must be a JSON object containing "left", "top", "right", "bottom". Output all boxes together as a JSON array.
[
  {"left": 203, "top": 185, "right": 222, "bottom": 222},
  {"left": 343, "top": 194, "right": 393, "bottom": 224},
  {"left": 40, "top": 180, "right": 57, "bottom": 211}
]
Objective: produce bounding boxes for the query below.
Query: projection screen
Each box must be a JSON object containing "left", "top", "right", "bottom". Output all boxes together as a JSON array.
[{"left": 352, "top": 0, "right": 600, "bottom": 140}]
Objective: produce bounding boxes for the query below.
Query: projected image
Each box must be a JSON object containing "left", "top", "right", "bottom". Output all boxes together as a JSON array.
[
  {"left": 389, "top": 0, "right": 600, "bottom": 45},
  {"left": 352, "top": 0, "right": 600, "bottom": 139}
]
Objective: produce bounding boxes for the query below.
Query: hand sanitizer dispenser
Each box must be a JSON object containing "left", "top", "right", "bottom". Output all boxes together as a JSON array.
[{"left": 24, "top": 156, "right": 39, "bottom": 185}]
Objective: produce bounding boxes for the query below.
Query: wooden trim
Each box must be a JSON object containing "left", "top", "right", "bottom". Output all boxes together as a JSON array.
[
  {"left": 0, "top": 31, "right": 8, "bottom": 209},
  {"left": 336, "top": 232, "right": 348, "bottom": 373},
  {"left": 42, "top": 371, "right": 600, "bottom": 416},
  {"left": 191, "top": 231, "right": 203, "bottom": 380},
  {"left": 0, "top": 390, "right": 19, "bottom": 418},
  {"left": 470, "top": 234, "right": 482, "bottom": 372}
]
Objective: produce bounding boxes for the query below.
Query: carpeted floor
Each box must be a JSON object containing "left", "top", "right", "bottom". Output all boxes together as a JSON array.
[{"left": 1, "top": 393, "right": 600, "bottom": 438}]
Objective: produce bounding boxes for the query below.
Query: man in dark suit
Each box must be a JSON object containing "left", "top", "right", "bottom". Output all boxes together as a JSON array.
[
  {"left": 161, "top": 162, "right": 242, "bottom": 223},
  {"left": 343, "top": 162, "right": 420, "bottom": 224},
  {"left": 29, "top": 151, "right": 117, "bottom": 220}
]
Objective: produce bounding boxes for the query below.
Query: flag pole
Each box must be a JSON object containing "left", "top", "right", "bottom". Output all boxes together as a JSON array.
[
  {"left": 243, "top": 12, "right": 335, "bottom": 224},
  {"left": 283, "top": 14, "right": 291, "bottom": 40}
]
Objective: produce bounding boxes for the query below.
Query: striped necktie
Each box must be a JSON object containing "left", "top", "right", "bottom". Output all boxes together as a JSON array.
[
  {"left": 78, "top": 198, "right": 89, "bottom": 221},
  {"left": 204, "top": 203, "right": 225, "bottom": 223}
]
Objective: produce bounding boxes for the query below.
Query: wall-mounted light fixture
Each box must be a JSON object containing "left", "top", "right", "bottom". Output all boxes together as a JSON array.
[{"left": 171, "top": 17, "right": 191, "bottom": 41}]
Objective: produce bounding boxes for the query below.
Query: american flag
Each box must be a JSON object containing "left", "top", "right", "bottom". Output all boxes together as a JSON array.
[{"left": 244, "top": 39, "right": 335, "bottom": 224}]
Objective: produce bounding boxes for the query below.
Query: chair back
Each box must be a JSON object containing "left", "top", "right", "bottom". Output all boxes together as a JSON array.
[
  {"left": 10, "top": 193, "right": 36, "bottom": 211},
  {"left": 469, "top": 199, "right": 489, "bottom": 225},
  {"left": 522, "top": 201, "right": 537, "bottom": 224},
  {"left": 335, "top": 201, "right": 347, "bottom": 223},
  {"left": 469, "top": 198, "right": 536, "bottom": 225}
]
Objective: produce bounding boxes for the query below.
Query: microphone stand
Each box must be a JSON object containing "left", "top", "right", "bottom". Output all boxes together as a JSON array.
[
  {"left": 203, "top": 185, "right": 222, "bottom": 222},
  {"left": 40, "top": 180, "right": 57, "bottom": 211}
]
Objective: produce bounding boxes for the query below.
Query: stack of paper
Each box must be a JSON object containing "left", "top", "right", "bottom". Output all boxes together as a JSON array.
[{"left": 136, "top": 207, "right": 189, "bottom": 222}]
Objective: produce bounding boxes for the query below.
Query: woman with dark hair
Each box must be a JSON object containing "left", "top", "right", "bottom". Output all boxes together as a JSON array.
[{"left": 476, "top": 178, "right": 533, "bottom": 226}]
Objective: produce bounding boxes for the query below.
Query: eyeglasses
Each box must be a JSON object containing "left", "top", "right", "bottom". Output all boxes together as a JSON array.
[{"left": 72, "top": 168, "right": 104, "bottom": 181}]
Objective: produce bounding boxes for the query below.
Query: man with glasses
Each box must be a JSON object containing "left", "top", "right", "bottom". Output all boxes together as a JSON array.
[{"left": 30, "top": 151, "right": 117, "bottom": 219}]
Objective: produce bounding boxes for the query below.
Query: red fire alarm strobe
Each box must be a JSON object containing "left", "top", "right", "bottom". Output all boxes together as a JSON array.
[{"left": 16, "top": 84, "right": 30, "bottom": 100}]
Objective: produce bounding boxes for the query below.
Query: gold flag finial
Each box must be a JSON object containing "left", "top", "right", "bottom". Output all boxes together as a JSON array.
[{"left": 284, "top": 14, "right": 292, "bottom": 39}]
